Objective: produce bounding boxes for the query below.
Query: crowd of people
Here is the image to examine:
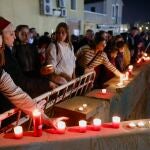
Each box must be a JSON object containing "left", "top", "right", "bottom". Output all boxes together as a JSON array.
[{"left": 0, "top": 16, "right": 150, "bottom": 129}]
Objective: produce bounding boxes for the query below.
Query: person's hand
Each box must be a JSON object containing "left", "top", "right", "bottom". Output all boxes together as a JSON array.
[
  {"left": 49, "top": 81, "right": 58, "bottom": 89},
  {"left": 52, "top": 117, "right": 69, "bottom": 129},
  {"left": 51, "top": 75, "right": 68, "bottom": 85},
  {"left": 43, "top": 116, "right": 69, "bottom": 129},
  {"left": 40, "top": 65, "right": 54, "bottom": 76},
  {"left": 59, "top": 72, "right": 72, "bottom": 81},
  {"left": 37, "top": 100, "right": 47, "bottom": 113}
]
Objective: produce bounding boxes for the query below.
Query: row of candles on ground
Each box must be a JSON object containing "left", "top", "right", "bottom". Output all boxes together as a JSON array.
[
  {"left": 119, "top": 52, "right": 150, "bottom": 86},
  {"left": 13, "top": 110, "right": 121, "bottom": 139}
]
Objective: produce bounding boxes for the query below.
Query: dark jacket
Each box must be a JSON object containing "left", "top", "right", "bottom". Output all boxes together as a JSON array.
[
  {"left": 3, "top": 45, "right": 50, "bottom": 98},
  {"left": 14, "top": 43, "right": 40, "bottom": 76}
]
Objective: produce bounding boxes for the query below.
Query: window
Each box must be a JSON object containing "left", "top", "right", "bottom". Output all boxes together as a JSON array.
[
  {"left": 112, "top": 4, "right": 115, "bottom": 18},
  {"left": 40, "top": 0, "right": 53, "bottom": 16},
  {"left": 71, "top": 0, "right": 76, "bottom": 10},
  {"left": 91, "top": 7, "right": 96, "bottom": 12},
  {"left": 115, "top": 4, "right": 119, "bottom": 23},
  {"left": 57, "top": 0, "right": 65, "bottom": 8}
]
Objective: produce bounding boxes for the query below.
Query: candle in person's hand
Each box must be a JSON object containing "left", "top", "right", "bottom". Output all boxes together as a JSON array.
[
  {"left": 79, "top": 120, "right": 87, "bottom": 132},
  {"left": 112, "top": 116, "right": 120, "bottom": 128},
  {"left": 125, "top": 72, "right": 129, "bottom": 80},
  {"left": 56, "top": 121, "right": 66, "bottom": 133},
  {"left": 33, "top": 109, "right": 42, "bottom": 137},
  {"left": 93, "top": 118, "right": 101, "bottom": 131},
  {"left": 14, "top": 126, "right": 23, "bottom": 139},
  {"left": 120, "top": 75, "right": 124, "bottom": 85},
  {"left": 128, "top": 65, "right": 133, "bottom": 75}
]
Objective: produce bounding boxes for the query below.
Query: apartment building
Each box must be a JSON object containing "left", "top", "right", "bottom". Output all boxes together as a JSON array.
[
  {"left": 0, "top": 0, "right": 123, "bottom": 35},
  {"left": 0, "top": 0, "right": 84, "bottom": 35},
  {"left": 84, "top": 0, "right": 123, "bottom": 34}
]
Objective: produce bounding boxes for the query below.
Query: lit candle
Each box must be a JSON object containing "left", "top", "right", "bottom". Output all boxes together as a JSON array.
[
  {"left": 14, "top": 126, "right": 23, "bottom": 139},
  {"left": 83, "top": 104, "right": 87, "bottom": 109},
  {"left": 137, "top": 121, "right": 145, "bottom": 128},
  {"left": 33, "top": 109, "right": 42, "bottom": 137},
  {"left": 128, "top": 122, "right": 136, "bottom": 128},
  {"left": 145, "top": 56, "right": 150, "bottom": 61},
  {"left": 56, "top": 121, "right": 66, "bottom": 133},
  {"left": 79, "top": 120, "right": 87, "bottom": 132},
  {"left": 119, "top": 75, "right": 124, "bottom": 85},
  {"left": 112, "top": 116, "right": 120, "bottom": 128},
  {"left": 93, "top": 118, "right": 101, "bottom": 131},
  {"left": 125, "top": 72, "right": 129, "bottom": 80},
  {"left": 143, "top": 53, "right": 148, "bottom": 57},
  {"left": 102, "top": 89, "right": 107, "bottom": 94},
  {"left": 128, "top": 65, "right": 133, "bottom": 71},
  {"left": 137, "top": 58, "right": 142, "bottom": 64},
  {"left": 78, "top": 107, "right": 84, "bottom": 111}
]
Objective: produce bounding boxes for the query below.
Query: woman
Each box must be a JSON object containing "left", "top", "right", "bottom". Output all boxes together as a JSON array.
[
  {"left": 76, "top": 31, "right": 122, "bottom": 77},
  {"left": 14, "top": 24, "right": 40, "bottom": 77},
  {"left": 46, "top": 22, "right": 76, "bottom": 83},
  {"left": 0, "top": 17, "right": 66, "bottom": 128},
  {"left": 0, "top": 17, "right": 56, "bottom": 98}
]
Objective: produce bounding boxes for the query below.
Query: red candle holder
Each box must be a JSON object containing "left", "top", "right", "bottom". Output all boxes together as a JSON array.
[
  {"left": 93, "top": 118, "right": 101, "bottom": 131},
  {"left": 56, "top": 121, "right": 66, "bottom": 134},
  {"left": 33, "top": 109, "right": 42, "bottom": 137},
  {"left": 112, "top": 116, "right": 120, "bottom": 128},
  {"left": 14, "top": 126, "right": 23, "bottom": 139},
  {"left": 79, "top": 120, "right": 87, "bottom": 133}
]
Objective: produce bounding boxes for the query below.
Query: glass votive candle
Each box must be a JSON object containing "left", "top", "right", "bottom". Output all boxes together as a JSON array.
[
  {"left": 56, "top": 121, "right": 66, "bottom": 133},
  {"left": 78, "top": 107, "right": 84, "bottom": 111},
  {"left": 93, "top": 118, "right": 101, "bottom": 131},
  {"left": 128, "top": 122, "right": 136, "bottom": 128},
  {"left": 79, "top": 120, "right": 87, "bottom": 132},
  {"left": 137, "top": 121, "right": 145, "bottom": 128},
  {"left": 112, "top": 116, "right": 121, "bottom": 128},
  {"left": 128, "top": 65, "right": 133, "bottom": 74},
  {"left": 143, "top": 53, "right": 148, "bottom": 57},
  {"left": 83, "top": 104, "right": 87, "bottom": 109},
  {"left": 102, "top": 89, "right": 107, "bottom": 94},
  {"left": 14, "top": 126, "right": 23, "bottom": 139},
  {"left": 146, "top": 56, "right": 150, "bottom": 61}
]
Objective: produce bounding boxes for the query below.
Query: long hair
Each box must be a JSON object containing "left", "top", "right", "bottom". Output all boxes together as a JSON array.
[
  {"left": 0, "top": 32, "right": 5, "bottom": 67},
  {"left": 55, "top": 22, "right": 72, "bottom": 48}
]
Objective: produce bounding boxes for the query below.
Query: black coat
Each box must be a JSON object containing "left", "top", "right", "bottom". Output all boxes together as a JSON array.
[{"left": 3, "top": 45, "right": 50, "bottom": 98}]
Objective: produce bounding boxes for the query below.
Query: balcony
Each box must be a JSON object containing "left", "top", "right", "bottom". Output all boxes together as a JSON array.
[{"left": 84, "top": 11, "right": 112, "bottom": 24}]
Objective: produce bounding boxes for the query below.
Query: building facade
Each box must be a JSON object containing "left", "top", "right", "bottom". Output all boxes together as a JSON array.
[
  {"left": 0, "top": 0, "right": 123, "bottom": 35},
  {"left": 84, "top": 0, "right": 123, "bottom": 34},
  {"left": 0, "top": 0, "right": 84, "bottom": 35}
]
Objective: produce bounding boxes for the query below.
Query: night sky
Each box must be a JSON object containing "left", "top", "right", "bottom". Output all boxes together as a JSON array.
[{"left": 122, "top": 0, "right": 150, "bottom": 24}]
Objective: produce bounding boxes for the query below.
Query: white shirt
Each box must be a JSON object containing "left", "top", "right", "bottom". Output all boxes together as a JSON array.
[{"left": 46, "top": 42, "right": 76, "bottom": 78}]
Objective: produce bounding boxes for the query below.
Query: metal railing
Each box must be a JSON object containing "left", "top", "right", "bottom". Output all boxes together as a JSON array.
[{"left": 0, "top": 71, "right": 95, "bottom": 133}]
